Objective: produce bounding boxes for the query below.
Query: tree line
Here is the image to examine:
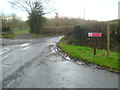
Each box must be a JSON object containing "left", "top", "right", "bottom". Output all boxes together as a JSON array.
[{"left": 1, "top": 0, "right": 118, "bottom": 52}]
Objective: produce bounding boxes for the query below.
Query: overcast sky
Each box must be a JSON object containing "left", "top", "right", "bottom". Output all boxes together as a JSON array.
[{"left": 0, "top": 0, "right": 119, "bottom": 21}]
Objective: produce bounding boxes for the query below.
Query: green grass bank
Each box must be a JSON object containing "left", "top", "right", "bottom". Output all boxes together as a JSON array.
[{"left": 58, "top": 38, "right": 119, "bottom": 73}]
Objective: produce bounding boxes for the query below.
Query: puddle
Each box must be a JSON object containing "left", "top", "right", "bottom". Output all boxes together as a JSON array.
[
  {"left": 0, "top": 47, "right": 11, "bottom": 56},
  {"left": 50, "top": 45, "right": 56, "bottom": 54},
  {"left": 19, "top": 43, "right": 30, "bottom": 47},
  {"left": 76, "top": 61, "right": 85, "bottom": 65},
  {"left": 20, "top": 46, "right": 30, "bottom": 50},
  {"left": 0, "top": 43, "right": 30, "bottom": 59}
]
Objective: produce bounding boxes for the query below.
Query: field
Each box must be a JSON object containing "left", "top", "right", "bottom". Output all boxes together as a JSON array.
[
  {"left": 1, "top": 30, "right": 47, "bottom": 39},
  {"left": 14, "top": 30, "right": 29, "bottom": 34}
]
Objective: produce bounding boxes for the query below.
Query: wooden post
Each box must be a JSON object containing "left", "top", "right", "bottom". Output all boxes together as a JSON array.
[
  {"left": 107, "top": 23, "right": 110, "bottom": 56},
  {"left": 94, "top": 38, "right": 97, "bottom": 55}
]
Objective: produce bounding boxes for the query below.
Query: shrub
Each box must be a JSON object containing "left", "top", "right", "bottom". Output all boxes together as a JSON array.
[
  {"left": 66, "top": 20, "right": 118, "bottom": 51},
  {"left": 68, "top": 25, "right": 85, "bottom": 45}
]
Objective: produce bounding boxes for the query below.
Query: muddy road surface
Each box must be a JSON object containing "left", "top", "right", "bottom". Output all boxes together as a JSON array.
[{"left": 0, "top": 36, "right": 118, "bottom": 88}]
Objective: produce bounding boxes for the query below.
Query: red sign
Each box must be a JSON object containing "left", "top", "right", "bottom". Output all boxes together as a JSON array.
[{"left": 88, "top": 33, "right": 102, "bottom": 37}]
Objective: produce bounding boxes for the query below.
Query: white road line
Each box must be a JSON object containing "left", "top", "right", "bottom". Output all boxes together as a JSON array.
[{"left": 0, "top": 53, "right": 11, "bottom": 60}]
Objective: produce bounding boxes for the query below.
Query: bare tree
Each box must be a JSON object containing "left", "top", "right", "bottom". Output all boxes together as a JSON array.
[
  {"left": 9, "top": 0, "right": 51, "bottom": 34},
  {"left": 9, "top": 0, "right": 53, "bottom": 14}
]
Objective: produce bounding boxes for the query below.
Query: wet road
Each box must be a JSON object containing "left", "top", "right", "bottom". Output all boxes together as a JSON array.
[{"left": 0, "top": 36, "right": 118, "bottom": 88}]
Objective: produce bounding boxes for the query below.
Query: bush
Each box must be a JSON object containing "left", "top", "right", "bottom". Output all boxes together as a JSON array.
[
  {"left": 2, "top": 27, "right": 14, "bottom": 35},
  {"left": 66, "top": 20, "right": 118, "bottom": 51},
  {"left": 68, "top": 25, "right": 85, "bottom": 45}
]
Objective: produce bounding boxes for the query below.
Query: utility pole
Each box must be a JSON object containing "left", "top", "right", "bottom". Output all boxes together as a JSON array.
[
  {"left": 107, "top": 23, "right": 110, "bottom": 56},
  {"left": 94, "top": 38, "right": 97, "bottom": 55},
  {"left": 118, "top": 1, "right": 120, "bottom": 19},
  {"left": 55, "top": 13, "right": 59, "bottom": 26},
  {"left": 55, "top": 13, "right": 59, "bottom": 34}
]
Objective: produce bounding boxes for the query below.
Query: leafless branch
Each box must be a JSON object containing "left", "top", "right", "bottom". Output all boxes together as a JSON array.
[{"left": 8, "top": 0, "right": 54, "bottom": 15}]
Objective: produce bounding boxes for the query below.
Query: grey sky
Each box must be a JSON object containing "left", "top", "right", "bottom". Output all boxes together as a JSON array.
[{"left": 0, "top": 0, "right": 119, "bottom": 21}]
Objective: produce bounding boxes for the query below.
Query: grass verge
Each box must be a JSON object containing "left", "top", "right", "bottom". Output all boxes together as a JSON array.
[
  {"left": 1, "top": 35, "right": 15, "bottom": 38},
  {"left": 14, "top": 30, "right": 29, "bottom": 35},
  {"left": 59, "top": 38, "right": 119, "bottom": 73},
  {"left": 32, "top": 34, "right": 46, "bottom": 38}
]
